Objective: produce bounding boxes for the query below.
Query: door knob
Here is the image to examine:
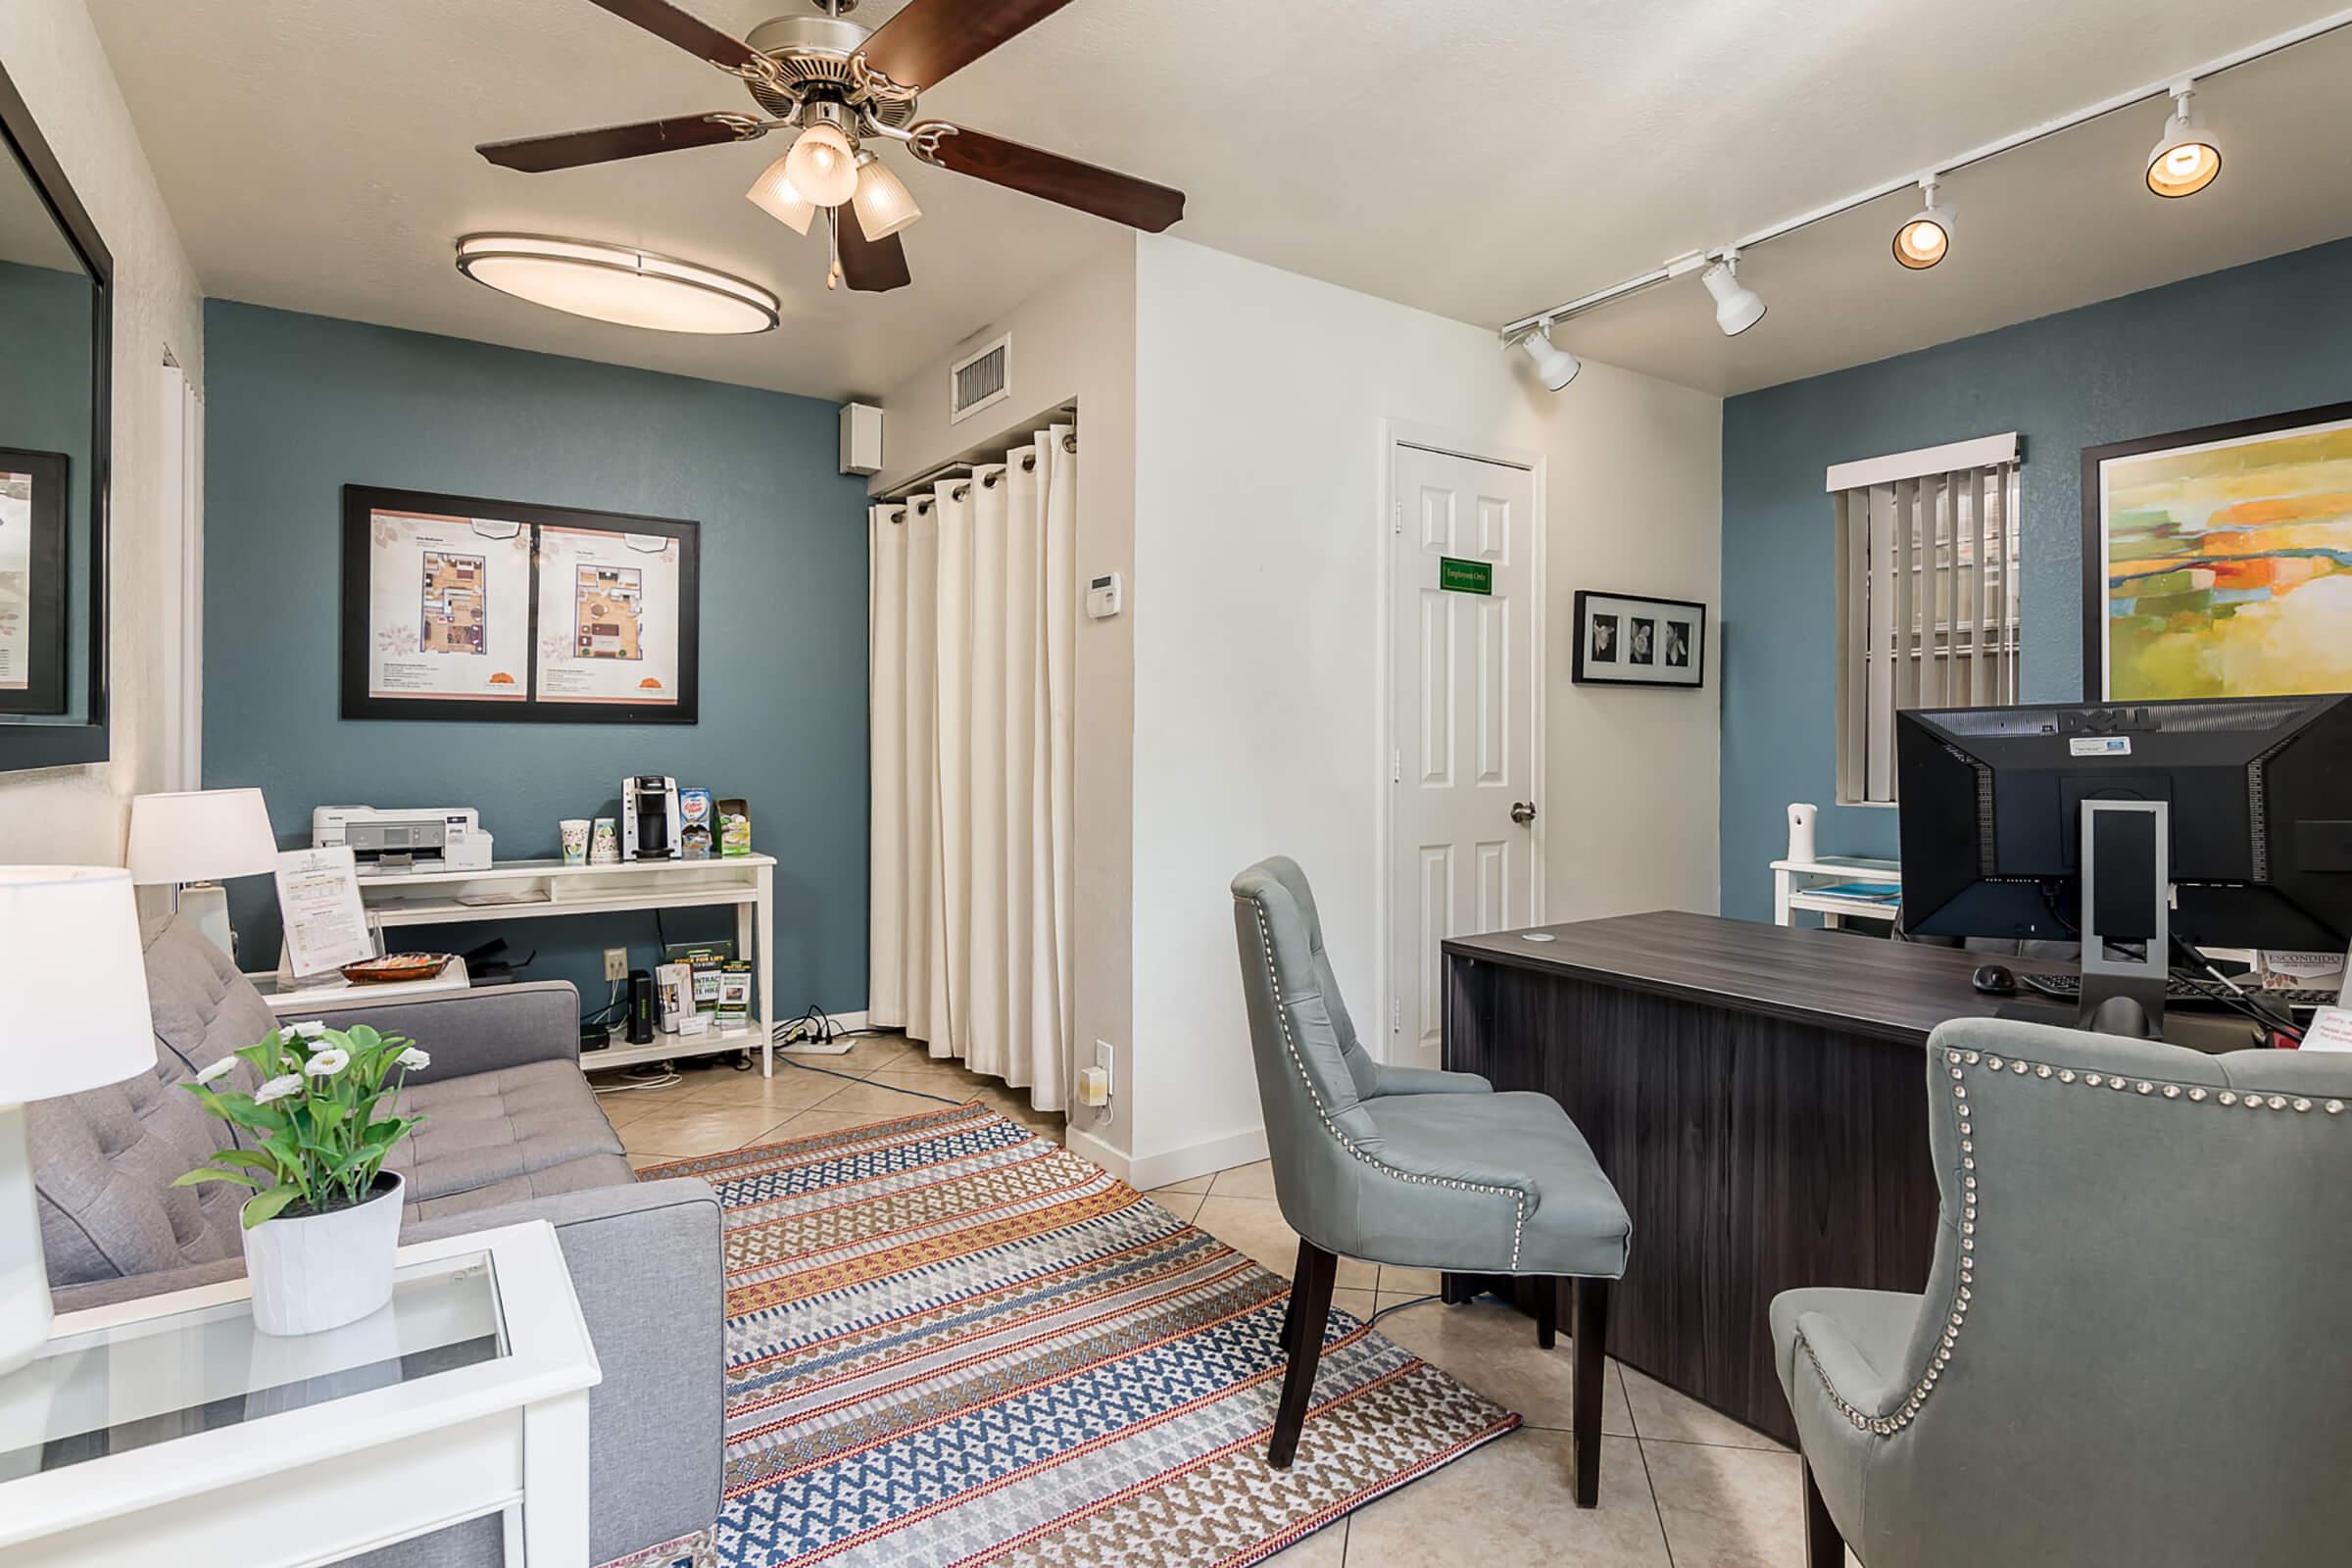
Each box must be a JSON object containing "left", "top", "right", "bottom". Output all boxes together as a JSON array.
[{"left": 1510, "top": 801, "right": 1537, "bottom": 826}]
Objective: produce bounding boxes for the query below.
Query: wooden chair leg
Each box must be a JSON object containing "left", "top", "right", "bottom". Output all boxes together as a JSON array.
[
  {"left": 1803, "top": 1458, "right": 1846, "bottom": 1568},
  {"left": 1570, "top": 1277, "right": 1610, "bottom": 1508},
  {"left": 1268, "top": 1240, "right": 1338, "bottom": 1469},
  {"left": 1535, "top": 1278, "right": 1559, "bottom": 1349}
]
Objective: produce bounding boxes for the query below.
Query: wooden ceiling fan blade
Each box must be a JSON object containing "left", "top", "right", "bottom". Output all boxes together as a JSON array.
[
  {"left": 839, "top": 219, "right": 913, "bottom": 293},
  {"left": 858, "top": 0, "right": 1079, "bottom": 88},
  {"left": 578, "top": 0, "right": 764, "bottom": 72},
  {"left": 477, "top": 114, "right": 756, "bottom": 172},
  {"left": 918, "top": 125, "right": 1185, "bottom": 232}
]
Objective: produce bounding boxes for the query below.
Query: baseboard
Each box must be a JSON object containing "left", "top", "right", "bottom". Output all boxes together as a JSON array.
[
  {"left": 1063, "top": 1125, "right": 1132, "bottom": 1182},
  {"left": 1125, "top": 1125, "right": 1270, "bottom": 1193}
]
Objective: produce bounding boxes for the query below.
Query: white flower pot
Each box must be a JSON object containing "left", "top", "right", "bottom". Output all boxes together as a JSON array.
[{"left": 241, "top": 1172, "right": 406, "bottom": 1337}]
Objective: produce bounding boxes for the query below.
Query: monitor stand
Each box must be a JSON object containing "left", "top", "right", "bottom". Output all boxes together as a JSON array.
[{"left": 2075, "top": 798, "right": 2171, "bottom": 1041}]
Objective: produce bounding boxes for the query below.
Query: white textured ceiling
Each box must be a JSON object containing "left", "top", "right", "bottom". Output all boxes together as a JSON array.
[{"left": 82, "top": 0, "right": 2352, "bottom": 399}]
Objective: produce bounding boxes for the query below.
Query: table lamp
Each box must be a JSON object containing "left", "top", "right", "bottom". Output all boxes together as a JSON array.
[
  {"left": 126, "top": 788, "right": 280, "bottom": 957},
  {"left": 0, "top": 866, "right": 157, "bottom": 1376}
]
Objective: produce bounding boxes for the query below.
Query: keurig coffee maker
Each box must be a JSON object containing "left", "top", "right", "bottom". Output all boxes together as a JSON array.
[{"left": 622, "top": 776, "right": 683, "bottom": 860}]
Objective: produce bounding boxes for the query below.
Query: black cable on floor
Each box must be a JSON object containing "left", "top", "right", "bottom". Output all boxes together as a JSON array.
[
  {"left": 774, "top": 1053, "right": 969, "bottom": 1106},
  {"left": 1368, "top": 1294, "right": 1439, "bottom": 1325}
]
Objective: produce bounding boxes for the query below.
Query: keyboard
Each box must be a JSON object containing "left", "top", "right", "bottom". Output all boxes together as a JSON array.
[{"left": 2016, "top": 972, "right": 2337, "bottom": 1012}]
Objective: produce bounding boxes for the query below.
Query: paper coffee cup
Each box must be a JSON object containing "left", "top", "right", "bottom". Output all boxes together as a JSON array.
[{"left": 560, "top": 819, "right": 590, "bottom": 865}]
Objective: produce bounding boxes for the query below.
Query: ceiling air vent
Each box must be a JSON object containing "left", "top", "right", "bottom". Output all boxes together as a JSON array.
[{"left": 949, "top": 333, "right": 1010, "bottom": 425}]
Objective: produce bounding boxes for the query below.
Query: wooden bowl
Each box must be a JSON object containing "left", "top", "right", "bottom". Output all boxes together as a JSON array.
[{"left": 340, "top": 953, "right": 454, "bottom": 986}]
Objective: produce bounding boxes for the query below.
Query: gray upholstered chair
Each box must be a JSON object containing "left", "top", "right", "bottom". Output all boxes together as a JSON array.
[
  {"left": 1230, "top": 857, "right": 1632, "bottom": 1505},
  {"left": 1774, "top": 1014, "right": 2352, "bottom": 1567}
]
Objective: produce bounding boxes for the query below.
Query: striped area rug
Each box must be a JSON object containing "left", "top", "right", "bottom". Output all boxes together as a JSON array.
[{"left": 636, "top": 1100, "right": 1519, "bottom": 1568}]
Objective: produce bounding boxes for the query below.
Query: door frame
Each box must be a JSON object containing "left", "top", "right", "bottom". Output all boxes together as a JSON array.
[{"left": 1372, "top": 420, "right": 1548, "bottom": 1067}]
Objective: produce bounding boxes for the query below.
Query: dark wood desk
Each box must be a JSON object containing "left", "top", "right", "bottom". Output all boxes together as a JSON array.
[{"left": 1439, "top": 910, "right": 2075, "bottom": 1445}]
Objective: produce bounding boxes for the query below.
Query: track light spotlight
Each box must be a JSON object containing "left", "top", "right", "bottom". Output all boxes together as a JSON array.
[
  {"left": 1893, "top": 176, "right": 1953, "bottom": 270},
  {"left": 1517, "top": 319, "right": 1582, "bottom": 391},
  {"left": 1700, "top": 253, "right": 1767, "bottom": 337},
  {"left": 2146, "top": 81, "right": 2222, "bottom": 198}
]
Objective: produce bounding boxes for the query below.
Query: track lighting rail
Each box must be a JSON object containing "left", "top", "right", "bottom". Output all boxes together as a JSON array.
[{"left": 1498, "top": 6, "right": 2352, "bottom": 346}]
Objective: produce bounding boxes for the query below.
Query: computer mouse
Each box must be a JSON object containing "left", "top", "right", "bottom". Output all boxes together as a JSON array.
[{"left": 1972, "top": 963, "right": 2018, "bottom": 997}]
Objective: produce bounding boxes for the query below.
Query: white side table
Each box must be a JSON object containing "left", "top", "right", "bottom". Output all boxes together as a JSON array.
[
  {"left": 0, "top": 1221, "right": 600, "bottom": 1568},
  {"left": 245, "top": 956, "right": 474, "bottom": 1014}
]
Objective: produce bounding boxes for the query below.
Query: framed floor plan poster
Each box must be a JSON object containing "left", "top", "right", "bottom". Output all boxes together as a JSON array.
[
  {"left": 535, "top": 524, "right": 684, "bottom": 708},
  {"left": 341, "top": 485, "right": 699, "bottom": 723},
  {"left": 2083, "top": 400, "right": 2352, "bottom": 700},
  {"left": 0, "top": 448, "right": 69, "bottom": 715}
]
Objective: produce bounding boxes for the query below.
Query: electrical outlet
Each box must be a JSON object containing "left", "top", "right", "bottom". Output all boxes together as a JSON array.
[
  {"left": 1095, "top": 1040, "right": 1114, "bottom": 1099},
  {"left": 604, "top": 948, "right": 629, "bottom": 983}
]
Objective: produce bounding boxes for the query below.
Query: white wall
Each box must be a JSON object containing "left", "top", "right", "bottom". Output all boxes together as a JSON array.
[
  {"left": 1125, "top": 236, "right": 1721, "bottom": 1180},
  {"left": 0, "top": 0, "right": 205, "bottom": 864},
  {"left": 872, "top": 244, "right": 1139, "bottom": 1158}
]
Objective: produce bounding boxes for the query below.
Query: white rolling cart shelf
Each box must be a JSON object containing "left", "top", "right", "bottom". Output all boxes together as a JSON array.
[
  {"left": 356, "top": 855, "right": 780, "bottom": 1077},
  {"left": 1771, "top": 854, "right": 1902, "bottom": 928}
]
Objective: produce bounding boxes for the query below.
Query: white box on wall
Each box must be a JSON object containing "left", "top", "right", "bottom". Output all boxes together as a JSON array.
[{"left": 840, "top": 403, "right": 884, "bottom": 475}]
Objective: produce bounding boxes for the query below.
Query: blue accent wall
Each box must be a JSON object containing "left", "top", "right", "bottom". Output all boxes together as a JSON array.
[
  {"left": 1720, "top": 237, "right": 2352, "bottom": 922},
  {"left": 203, "top": 300, "right": 871, "bottom": 1014}
]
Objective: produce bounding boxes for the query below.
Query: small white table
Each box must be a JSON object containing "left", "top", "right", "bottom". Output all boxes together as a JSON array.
[
  {"left": 0, "top": 1222, "right": 601, "bottom": 1568},
  {"left": 354, "top": 855, "right": 781, "bottom": 1076},
  {"left": 246, "top": 956, "right": 474, "bottom": 1014},
  {"left": 1771, "top": 854, "right": 1902, "bottom": 928}
]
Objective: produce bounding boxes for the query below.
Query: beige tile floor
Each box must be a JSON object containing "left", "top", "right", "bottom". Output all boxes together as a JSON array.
[{"left": 598, "top": 1034, "right": 1851, "bottom": 1567}]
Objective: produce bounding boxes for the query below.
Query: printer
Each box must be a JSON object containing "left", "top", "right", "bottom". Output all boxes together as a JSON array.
[{"left": 313, "top": 806, "right": 493, "bottom": 877}]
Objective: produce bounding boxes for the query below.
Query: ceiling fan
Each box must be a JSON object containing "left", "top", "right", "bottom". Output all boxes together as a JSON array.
[{"left": 476, "top": 0, "right": 1186, "bottom": 294}]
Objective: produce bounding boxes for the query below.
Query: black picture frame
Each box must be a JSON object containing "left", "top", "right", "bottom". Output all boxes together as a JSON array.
[
  {"left": 1571, "top": 590, "right": 1708, "bottom": 688},
  {"left": 0, "top": 448, "right": 68, "bottom": 715},
  {"left": 0, "top": 59, "right": 112, "bottom": 771},
  {"left": 2080, "top": 398, "right": 2352, "bottom": 701},
  {"left": 341, "top": 484, "right": 701, "bottom": 723}
]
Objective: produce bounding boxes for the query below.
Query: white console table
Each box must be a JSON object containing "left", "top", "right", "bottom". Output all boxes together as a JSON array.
[
  {"left": 355, "top": 855, "right": 779, "bottom": 1077},
  {"left": 1771, "top": 854, "right": 1901, "bottom": 928}
]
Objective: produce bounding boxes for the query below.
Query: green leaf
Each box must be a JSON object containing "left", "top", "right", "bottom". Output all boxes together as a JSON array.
[
  {"left": 204, "top": 1148, "right": 279, "bottom": 1172},
  {"left": 241, "top": 1186, "right": 302, "bottom": 1229},
  {"left": 345, "top": 1024, "right": 382, "bottom": 1054},
  {"left": 173, "top": 1166, "right": 264, "bottom": 1189}
]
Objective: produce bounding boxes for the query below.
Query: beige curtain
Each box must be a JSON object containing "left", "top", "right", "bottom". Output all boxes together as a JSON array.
[{"left": 868, "top": 425, "right": 1075, "bottom": 1108}]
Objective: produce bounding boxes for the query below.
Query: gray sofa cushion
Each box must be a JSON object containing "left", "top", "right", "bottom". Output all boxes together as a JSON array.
[{"left": 389, "top": 1059, "right": 626, "bottom": 1203}]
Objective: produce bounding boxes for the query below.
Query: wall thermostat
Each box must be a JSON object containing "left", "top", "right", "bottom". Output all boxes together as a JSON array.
[{"left": 1086, "top": 571, "right": 1124, "bottom": 620}]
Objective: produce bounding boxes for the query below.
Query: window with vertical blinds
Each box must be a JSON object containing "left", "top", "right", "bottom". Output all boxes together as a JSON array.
[{"left": 1828, "top": 433, "right": 2022, "bottom": 805}]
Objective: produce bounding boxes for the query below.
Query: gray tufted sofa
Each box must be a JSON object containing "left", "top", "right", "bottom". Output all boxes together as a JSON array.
[{"left": 30, "top": 914, "right": 724, "bottom": 1568}]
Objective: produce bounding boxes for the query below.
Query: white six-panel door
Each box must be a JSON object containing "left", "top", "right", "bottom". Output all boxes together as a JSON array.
[{"left": 1390, "top": 444, "right": 1539, "bottom": 1069}]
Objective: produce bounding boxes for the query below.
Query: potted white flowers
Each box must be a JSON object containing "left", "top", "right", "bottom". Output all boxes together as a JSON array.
[{"left": 177, "top": 1019, "right": 430, "bottom": 1335}]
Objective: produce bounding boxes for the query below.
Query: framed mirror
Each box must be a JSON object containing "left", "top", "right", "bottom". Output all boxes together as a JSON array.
[{"left": 0, "top": 60, "right": 112, "bottom": 771}]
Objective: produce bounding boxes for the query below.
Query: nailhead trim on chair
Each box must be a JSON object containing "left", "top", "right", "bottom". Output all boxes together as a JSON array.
[
  {"left": 1237, "top": 895, "right": 1531, "bottom": 1267},
  {"left": 1795, "top": 1049, "right": 2345, "bottom": 1441}
]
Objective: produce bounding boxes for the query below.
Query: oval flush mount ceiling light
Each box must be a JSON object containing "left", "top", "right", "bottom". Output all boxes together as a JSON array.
[
  {"left": 1893, "top": 175, "right": 1954, "bottom": 270},
  {"left": 455, "top": 234, "right": 779, "bottom": 335},
  {"left": 2146, "top": 80, "right": 2222, "bottom": 198}
]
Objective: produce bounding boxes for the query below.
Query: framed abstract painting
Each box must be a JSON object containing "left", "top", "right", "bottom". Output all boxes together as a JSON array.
[{"left": 2082, "top": 401, "right": 2352, "bottom": 701}]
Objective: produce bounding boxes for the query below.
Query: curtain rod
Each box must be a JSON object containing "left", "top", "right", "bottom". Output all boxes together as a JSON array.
[
  {"left": 875, "top": 416, "right": 1079, "bottom": 505},
  {"left": 1498, "top": 7, "right": 2352, "bottom": 341}
]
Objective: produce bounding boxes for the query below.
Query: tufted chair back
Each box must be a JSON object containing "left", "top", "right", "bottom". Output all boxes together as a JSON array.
[
  {"left": 29, "top": 915, "right": 276, "bottom": 1284},
  {"left": 1231, "top": 858, "right": 1391, "bottom": 1243},
  {"left": 1787, "top": 1015, "right": 2352, "bottom": 1566}
]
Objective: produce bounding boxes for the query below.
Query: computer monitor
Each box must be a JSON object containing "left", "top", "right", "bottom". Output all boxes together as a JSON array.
[{"left": 1896, "top": 694, "right": 2352, "bottom": 1032}]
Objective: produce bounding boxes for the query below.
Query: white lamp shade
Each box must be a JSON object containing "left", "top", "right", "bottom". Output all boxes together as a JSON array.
[
  {"left": 126, "top": 788, "right": 280, "bottom": 886},
  {"left": 851, "top": 156, "right": 922, "bottom": 241},
  {"left": 0, "top": 866, "right": 156, "bottom": 1101},
  {"left": 747, "top": 155, "right": 817, "bottom": 235},
  {"left": 784, "top": 123, "right": 859, "bottom": 208}
]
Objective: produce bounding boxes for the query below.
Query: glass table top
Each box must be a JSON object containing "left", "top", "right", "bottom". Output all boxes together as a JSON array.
[{"left": 0, "top": 1250, "right": 507, "bottom": 1481}]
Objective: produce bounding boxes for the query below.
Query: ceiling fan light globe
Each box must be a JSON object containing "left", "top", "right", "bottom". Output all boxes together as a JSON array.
[
  {"left": 785, "top": 123, "right": 860, "bottom": 208},
  {"left": 746, "top": 155, "right": 817, "bottom": 235},
  {"left": 851, "top": 157, "right": 923, "bottom": 242}
]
